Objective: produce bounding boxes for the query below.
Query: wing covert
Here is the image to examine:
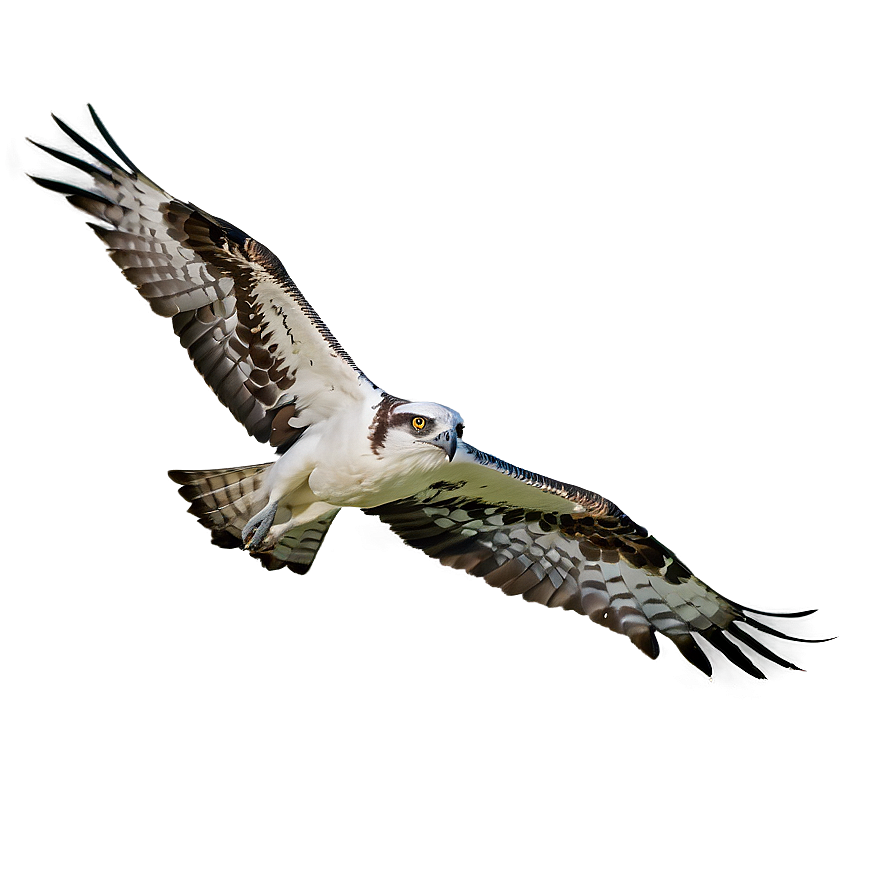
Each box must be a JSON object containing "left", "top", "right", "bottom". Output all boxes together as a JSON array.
[{"left": 30, "top": 106, "right": 379, "bottom": 448}]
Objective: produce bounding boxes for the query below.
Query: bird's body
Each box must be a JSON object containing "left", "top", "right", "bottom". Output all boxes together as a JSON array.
[
  {"left": 301, "top": 400, "right": 460, "bottom": 509},
  {"left": 31, "top": 106, "right": 825, "bottom": 678},
  {"left": 243, "top": 398, "right": 465, "bottom": 551}
]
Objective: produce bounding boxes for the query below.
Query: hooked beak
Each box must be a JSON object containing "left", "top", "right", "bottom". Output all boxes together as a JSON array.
[{"left": 427, "top": 427, "right": 457, "bottom": 461}]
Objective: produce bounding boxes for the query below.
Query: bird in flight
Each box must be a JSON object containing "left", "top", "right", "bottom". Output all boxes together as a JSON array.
[{"left": 30, "top": 106, "right": 824, "bottom": 679}]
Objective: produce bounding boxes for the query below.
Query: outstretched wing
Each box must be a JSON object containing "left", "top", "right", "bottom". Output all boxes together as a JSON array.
[
  {"left": 30, "top": 106, "right": 379, "bottom": 450},
  {"left": 367, "top": 442, "right": 821, "bottom": 678}
]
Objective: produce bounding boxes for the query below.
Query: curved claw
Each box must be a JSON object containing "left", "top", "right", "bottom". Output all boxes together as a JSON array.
[{"left": 242, "top": 501, "right": 279, "bottom": 552}]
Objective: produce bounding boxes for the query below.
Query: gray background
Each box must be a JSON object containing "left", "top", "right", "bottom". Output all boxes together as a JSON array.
[{"left": 2, "top": 2, "right": 890, "bottom": 893}]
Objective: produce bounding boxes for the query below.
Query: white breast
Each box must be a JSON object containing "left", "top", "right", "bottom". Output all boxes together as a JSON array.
[{"left": 308, "top": 409, "right": 447, "bottom": 508}]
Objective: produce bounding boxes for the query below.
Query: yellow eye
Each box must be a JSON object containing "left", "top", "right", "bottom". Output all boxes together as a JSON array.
[{"left": 412, "top": 416, "right": 427, "bottom": 431}]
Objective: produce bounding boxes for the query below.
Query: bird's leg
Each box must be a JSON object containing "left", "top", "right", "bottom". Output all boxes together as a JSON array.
[{"left": 242, "top": 501, "right": 280, "bottom": 552}]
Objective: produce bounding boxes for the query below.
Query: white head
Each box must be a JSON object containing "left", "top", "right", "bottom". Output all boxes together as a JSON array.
[{"left": 370, "top": 400, "right": 464, "bottom": 464}]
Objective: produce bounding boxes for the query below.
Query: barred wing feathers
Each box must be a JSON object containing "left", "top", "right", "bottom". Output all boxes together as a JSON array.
[
  {"left": 169, "top": 466, "right": 339, "bottom": 575},
  {"left": 30, "top": 107, "right": 377, "bottom": 450},
  {"left": 367, "top": 443, "right": 818, "bottom": 679}
]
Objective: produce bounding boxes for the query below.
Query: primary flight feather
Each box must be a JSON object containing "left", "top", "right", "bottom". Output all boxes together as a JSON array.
[{"left": 30, "top": 106, "right": 824, "bottom": 678}]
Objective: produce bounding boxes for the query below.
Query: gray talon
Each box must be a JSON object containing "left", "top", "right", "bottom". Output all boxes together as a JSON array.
[{"left": 242, "top": 501, "right": 279, "bottom": 551}]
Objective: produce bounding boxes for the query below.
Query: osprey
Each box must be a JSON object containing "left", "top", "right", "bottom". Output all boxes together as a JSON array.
[{"left": 31, "top": 107, "right": 824, "bottom": 679}]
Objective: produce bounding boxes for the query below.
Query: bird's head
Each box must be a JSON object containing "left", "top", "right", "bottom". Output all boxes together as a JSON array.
[{"left": 371, "top": 400, "right": 464, "bottom": 463}]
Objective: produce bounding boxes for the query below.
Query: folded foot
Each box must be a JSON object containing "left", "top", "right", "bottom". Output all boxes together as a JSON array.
[{"left": 242, "top": 501, "right": 279, "bottom": 552}]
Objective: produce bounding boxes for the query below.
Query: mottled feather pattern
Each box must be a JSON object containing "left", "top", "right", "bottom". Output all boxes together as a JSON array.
[
  {"left": 368, "top": 459, "right": 814, "bottom": 678},
  {"left": 169, "top": 465, "right": 273, "bottom": 547},
  {"left": 32, "top": 108, "right": 826, "bottom": 678},
  {"left": 168, "top": 466, "right": 338, "bottom": 574},
  {"left": 29, "top": 107, "right": 377, "bottom": 448},
  {"left": 256, "top": 510, "right": 341, "bottom": 574}
]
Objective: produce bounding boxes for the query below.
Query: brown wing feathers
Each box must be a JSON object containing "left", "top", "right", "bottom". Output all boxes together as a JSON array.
[
  {"left": 32, "top": 108, "right": 826, "bottom": 678},
  {"left": 31, "top": 113, "right": 285, "bottom": 440},
  {"left": 368, "top": 492, "right": 823, "bottom": 679},
  {"left": 30, "top": 107, "right": 368, "bottom": 450}
]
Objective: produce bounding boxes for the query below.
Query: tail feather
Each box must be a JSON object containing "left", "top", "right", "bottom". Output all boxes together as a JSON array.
[
  {"left": 253, "top": 510, "right": 340, "bottom": 574},
  {"left": 169, "top": 464, "right": 273, "bottom": 546},
  {"left": 168, "top": 465, "right": 338, "bottom": 574}
]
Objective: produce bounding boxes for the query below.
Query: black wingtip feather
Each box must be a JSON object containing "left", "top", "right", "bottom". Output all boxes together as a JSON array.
[
  {"left": 731, "top": 602, "right": 818, "bottom": 619},
  {"left": 742, "top": 615, "right": 834, "bottom": 644},
  {"left": 630, "top": 625, "right": 661, "bottom": 660},
  {"left": 28, "top": 174, "right": 114, "bottom": 206},
  {"left": 88, "top": 104, "right": 143, "bottom": 174},
  {"left": 27, "top": 138, "right": 115, "bottom": 182},
  {"left": 51, "top": 112, "right": 129, "bottom": 175},
  {"left": 670, "top": 634, "right": 714, "bottom": 678},
  {"left": 701, "top": 628, "right": 767, "bottom": 679},
  {"left": 727, "top": 623, "right": 802, "bottom": 671}
]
